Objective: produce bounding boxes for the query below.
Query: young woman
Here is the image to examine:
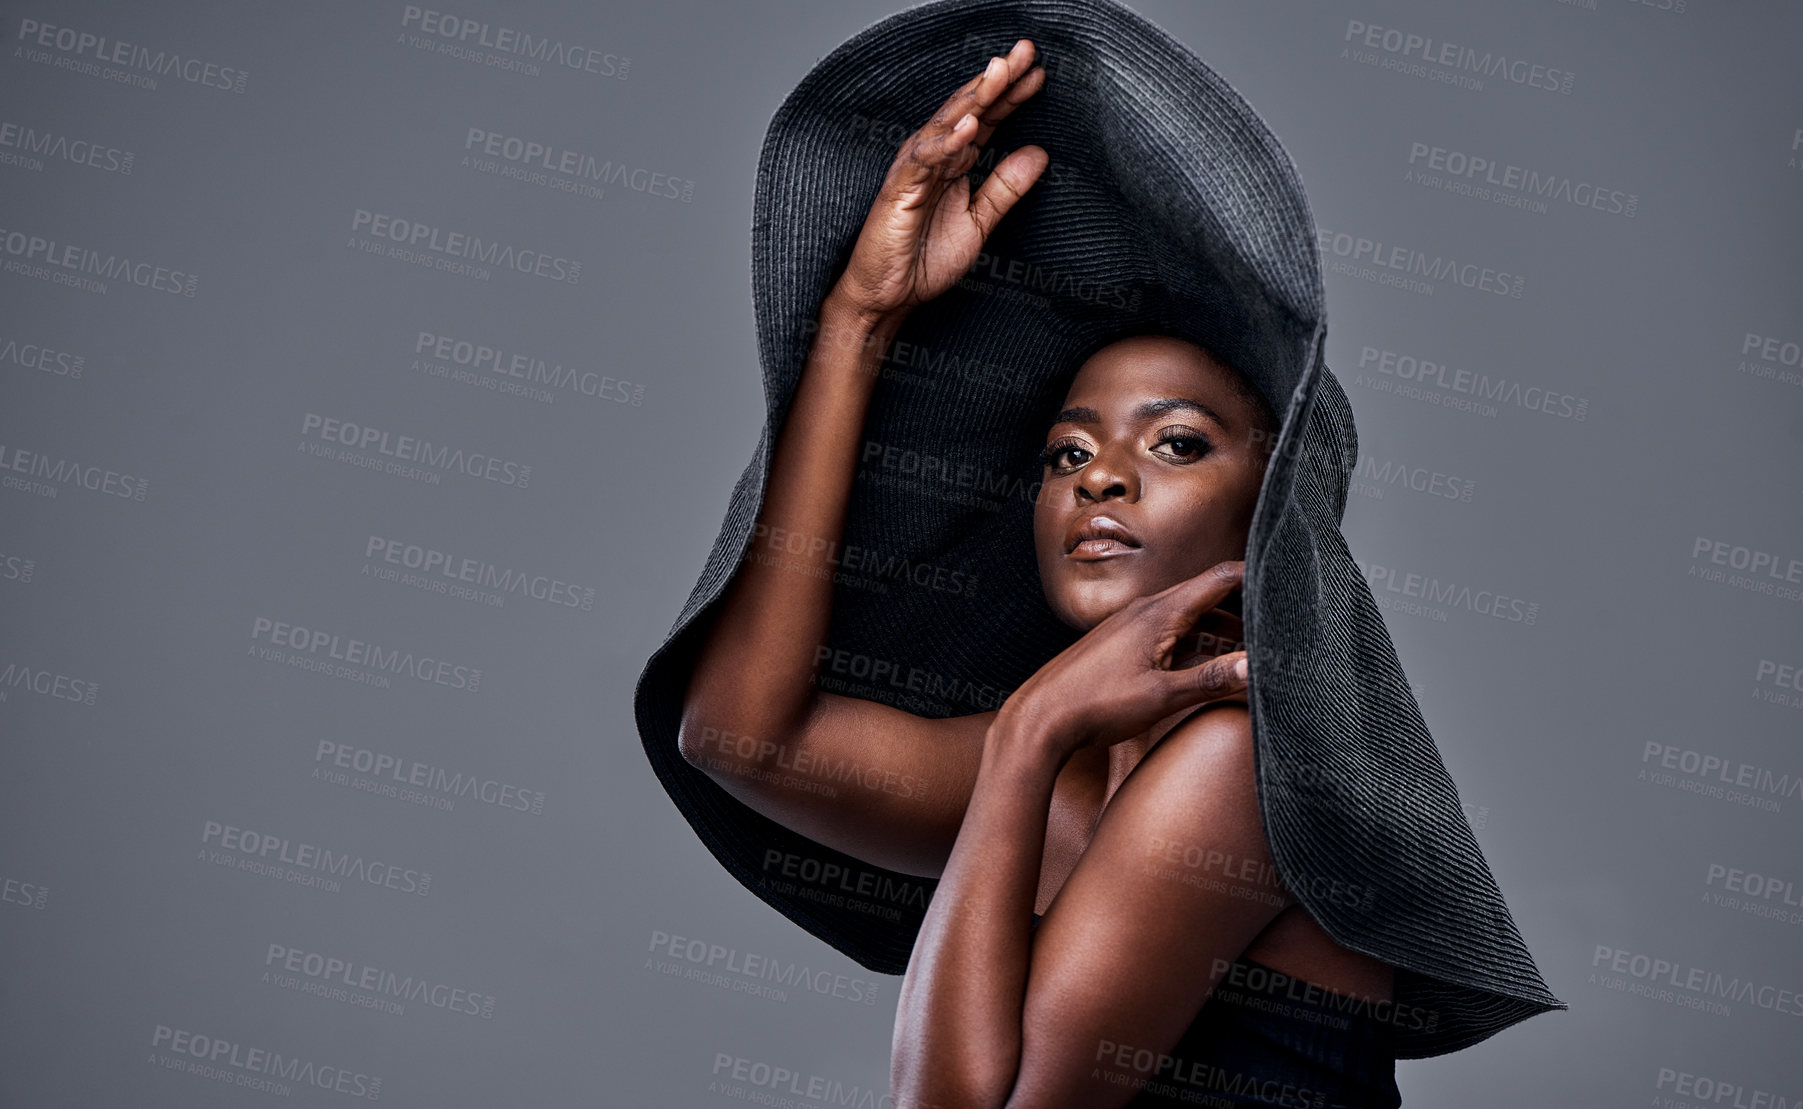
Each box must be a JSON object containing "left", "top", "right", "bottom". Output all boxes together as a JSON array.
[{"left": 678, "top": 40, "right": 1403, "bottom": 1109}]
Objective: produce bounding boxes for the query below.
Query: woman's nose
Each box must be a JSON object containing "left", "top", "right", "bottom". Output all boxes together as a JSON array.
[{"left": 1077, "top": 444, "right": 1136, "bottom": 502}]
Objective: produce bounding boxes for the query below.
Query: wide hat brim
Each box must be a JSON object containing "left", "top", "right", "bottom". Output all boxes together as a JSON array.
[{"left": 634, "top": 0, "right": 1565, "bottom": 1058}]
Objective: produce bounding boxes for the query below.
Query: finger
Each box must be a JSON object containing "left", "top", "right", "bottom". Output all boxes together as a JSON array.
[
  {"left": 965, "top": 65, "right": 1045, "bottom": 153},
  {"left": 889, "top": 43, "right": 1041, "bottom": 197},
  {"left": 1158, "top": 650, "right": 1249, "bottom": 713},
  {"left": 925, "top": 55, "right": 1005, "bottom": 140},
  {"left": 927, "top": 41, "right": 1039, "bottom": 154},
  {"left": 884, "top": 66, "right": 1002, "bottom": 196},
  {"left": 882, "top": 51, "right": 1040, "bottom": 231},
  {"left": 1152, "top": 560, "right": 1246, "bottom": 632},
  {"left": 882, "top": 115, "right": 978, "bottom": 203},
  {"left": 965, "top": 143, "right": 1048, "bottom": 240},
  {"left": 955, "top": 38, "right": 1036, "bottom": 121},
  {"left": 968, "top": 52, "right": 1045, "bottom": 146}
]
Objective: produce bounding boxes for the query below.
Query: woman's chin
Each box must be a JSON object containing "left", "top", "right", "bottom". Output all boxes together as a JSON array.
[{"left": 1046, "top": 576, "right": 1144, "bottom": 631}]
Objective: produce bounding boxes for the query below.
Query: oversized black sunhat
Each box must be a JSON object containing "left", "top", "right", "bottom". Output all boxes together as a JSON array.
[{"left": 634, "top": 0, "right": 1566, "bottom": 1058}]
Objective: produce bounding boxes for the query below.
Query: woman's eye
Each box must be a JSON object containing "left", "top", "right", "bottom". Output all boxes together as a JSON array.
[
  {"left": 1154, "top": 428, "right": 1210, "bottom": 460},
  {"left": 1040, "top": 441, "right": 1090, "bottom": 471}
]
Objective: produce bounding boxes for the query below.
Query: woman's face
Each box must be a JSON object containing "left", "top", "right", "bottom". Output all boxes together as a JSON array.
[{"left": 1033, "top": 335, "right": 1271, "bottom": 631}]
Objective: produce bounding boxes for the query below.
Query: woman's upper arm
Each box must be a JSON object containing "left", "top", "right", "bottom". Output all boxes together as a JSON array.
[
  {"left": 1002, "top": 702, "right": 1292, "bottom": 1109},
  {"left": 681, "top": 688, "right": 997, "bottom": 878}
]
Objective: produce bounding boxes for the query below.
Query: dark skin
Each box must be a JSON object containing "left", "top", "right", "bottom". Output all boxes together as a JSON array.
[{"left": 679, "top": 39, "right": 1392, "bottom": 1109}]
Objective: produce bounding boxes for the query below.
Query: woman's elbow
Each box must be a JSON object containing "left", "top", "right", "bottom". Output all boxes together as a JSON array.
[
  {"left": 676, "top": 691, "right": 740, "bottom": 772},
  {"left": 676, "top": 686, "right": 807, "bottom": 777}
]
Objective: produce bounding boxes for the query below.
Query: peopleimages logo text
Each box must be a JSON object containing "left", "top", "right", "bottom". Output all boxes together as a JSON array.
[
  {"left": 1406, "top": 142, "right": 1637, "bottom": 217},
  {"left": 0, "top": 225, "right": 197, "bottom": 295},
  {"left": 0, "top": 120, "right": 134, "bottom": 174},
  {"left": 300, "top": 413, "right": 530, "bottom": 487},
  {"left": 251, "top": 615, "right": 483, "bottom": 692},
  {"left": 150, "top": 1025, "right": 379, "bottom": 1099},
  {"left": 15, "top": 18, "right": 249, "bottom": 92},
  {"left": 400, "top": 6, "right": 629, "bottom": 78},
  {"left": 1317, "top": 228, "right": 1522, "bottom": 297},
  {"left": 1343, "top": 20, "right": 1574, "bottom": 94},
  {"left": 350, "top": 209, "right": 580, "bottom": 284},
  {"left": 203, "top": 820, "right": 432, "bottom": 896}
]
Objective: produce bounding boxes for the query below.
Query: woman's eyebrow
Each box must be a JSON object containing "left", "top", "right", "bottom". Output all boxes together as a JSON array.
[
  {"left": 1052, "top": 397, "right": 1229, "bottom": 431},
  {"left": 1138, "top": 396, "right": 1229, "bottom": 429}
]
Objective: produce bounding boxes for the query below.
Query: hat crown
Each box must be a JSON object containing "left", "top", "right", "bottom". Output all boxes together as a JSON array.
[{"left": 756, "top": 0, "right": 1327, "bottom": 430}]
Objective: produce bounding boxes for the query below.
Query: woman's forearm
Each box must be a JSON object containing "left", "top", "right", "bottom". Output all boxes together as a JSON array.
[
  {"left": 682, "top": 40, "right": 1050, "bottom": 764},
  {"left": 679, "top": 294, "right": 908, "bottom": 754},
  {"left": 891, "top": 716, "right": 1066, "bottom": 1109}
]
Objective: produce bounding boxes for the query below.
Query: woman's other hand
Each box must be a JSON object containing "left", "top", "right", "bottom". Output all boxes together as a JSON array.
[
  {"left": 995, "top": 560, "right": 1251, "bottom": 761},
  {"left": 830, "top": 38, "right": 1048, "bottom": 323}
]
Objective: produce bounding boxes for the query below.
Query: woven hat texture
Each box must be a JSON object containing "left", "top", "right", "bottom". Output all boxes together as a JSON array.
[{"left": 633, "top": 0, "right": 1566, "bottom": 1058}]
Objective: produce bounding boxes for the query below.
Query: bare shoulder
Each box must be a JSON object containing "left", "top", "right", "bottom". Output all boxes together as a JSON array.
[
  {"left": 1133, "top": 699, "right": 1257, "bottom": 801},
  {"left": 1127, "top": 702, "right": 1397, "bottom": 1000},
  {"left": 1007, "top": 700, "right": 1290, "bottom": 1106},
  {"left": 1034, "top": 697, "right": 1281, "bottom": 958},
  {"left": 1117, "top": 697, "right": 1288, "bottom": 915}
]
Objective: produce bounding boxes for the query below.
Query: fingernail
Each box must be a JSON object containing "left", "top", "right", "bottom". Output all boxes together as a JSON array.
[{"left": 1234, "top": 658, "right": 1249, "bottom": 680}]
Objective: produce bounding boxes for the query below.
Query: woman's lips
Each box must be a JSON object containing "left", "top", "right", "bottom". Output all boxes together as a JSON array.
[
  {"left": 1068, "top": 537, "right": 1141, "bottom": 560},
  {"left": 1064, "top": 512, "right": 1143, "bottom": 559}
]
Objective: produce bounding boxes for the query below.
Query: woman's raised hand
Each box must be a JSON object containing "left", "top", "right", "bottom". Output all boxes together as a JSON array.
[
  {"left": 830, "top": 38, "right": 1048, "bottom": 323},
  {"left": 994, "top": 561, "right": 1252, "bottom": 762}
]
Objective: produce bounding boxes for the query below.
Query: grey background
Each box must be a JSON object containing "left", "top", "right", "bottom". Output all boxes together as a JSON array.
[{"left": 2, "top": 0, "right": 1800, "bottom": 1105}]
